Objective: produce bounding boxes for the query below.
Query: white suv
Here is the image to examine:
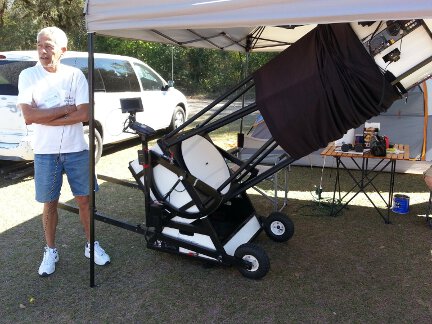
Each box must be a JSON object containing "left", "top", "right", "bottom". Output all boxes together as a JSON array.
[{"left": 0, "top": 51, "right": 188, "bottom": 161}]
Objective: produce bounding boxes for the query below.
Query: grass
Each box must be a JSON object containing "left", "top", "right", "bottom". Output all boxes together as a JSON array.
[{"left": 1, "top": 114, "right": 432, "bottom": 323}]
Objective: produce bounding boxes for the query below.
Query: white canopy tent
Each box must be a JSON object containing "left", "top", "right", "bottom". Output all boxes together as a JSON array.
[
  {"left": 85, "top": 0, "right": 432, "bottom": 52},
  {"left": 85, "top": 1, "right": 432, "bottom": 92}
]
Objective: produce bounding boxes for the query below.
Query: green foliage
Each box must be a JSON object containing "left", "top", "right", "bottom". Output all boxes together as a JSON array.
[
  {"left": 0, "top": 0, "right": 87, "bottom": 50},
  {"left": 1, "top": 0, "right": 278, "bottom": 96}
]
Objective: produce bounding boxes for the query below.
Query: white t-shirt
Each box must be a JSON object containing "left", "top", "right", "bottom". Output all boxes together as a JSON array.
[{"left": 17, "top": 63, "right": 89, "bottom": 154}]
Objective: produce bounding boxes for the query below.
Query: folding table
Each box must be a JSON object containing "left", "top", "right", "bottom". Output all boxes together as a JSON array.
[{"left": 320, "top": 144, "right": 410, "bottom": 223}]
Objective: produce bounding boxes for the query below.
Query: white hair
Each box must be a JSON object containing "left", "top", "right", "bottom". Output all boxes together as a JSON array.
[{"left": 37, "top": 27, "right": 68, "bottom": 48}]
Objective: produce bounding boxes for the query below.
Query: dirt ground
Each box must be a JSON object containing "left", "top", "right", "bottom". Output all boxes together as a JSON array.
[{"left": 1, "top": 135, "right": 432, "bottom": 323}]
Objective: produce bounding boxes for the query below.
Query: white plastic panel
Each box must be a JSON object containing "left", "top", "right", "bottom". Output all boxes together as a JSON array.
[
  {"left": 223, "top": 215, "right": 261, "bottom": 256},
  {"left": 162, "top": 227, "right": 216, "bottom": 250},
  {"left": 181, "top": 135, "right": 231, "bottom": 194}
]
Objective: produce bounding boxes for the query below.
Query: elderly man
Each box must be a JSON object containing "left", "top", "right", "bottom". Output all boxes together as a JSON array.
[{"left": 17, "top": 26, "right": 110, "bottom": 277}]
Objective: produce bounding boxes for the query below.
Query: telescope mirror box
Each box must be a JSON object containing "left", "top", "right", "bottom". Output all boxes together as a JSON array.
[{"left": 120, "top": 97, "right": 144, "bottom": 114}]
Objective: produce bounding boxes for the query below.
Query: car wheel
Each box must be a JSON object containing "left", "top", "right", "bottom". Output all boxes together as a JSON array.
[
  {"left": 264, "top": 212, "right": 295, "bottom": 242},
  {"left": 84, "top": 126, "right": 103, "bottom": 164},
  {"left": 234, "top": 243, "right": 270, "bottom": 279},
  {"left": 170, "top": 106, "right": 185, "bottom": 130}
]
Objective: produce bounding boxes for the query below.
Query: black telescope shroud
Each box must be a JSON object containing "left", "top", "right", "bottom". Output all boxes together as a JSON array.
[{"left": 254, "top": 23, "right": 401, "bottom": 159}]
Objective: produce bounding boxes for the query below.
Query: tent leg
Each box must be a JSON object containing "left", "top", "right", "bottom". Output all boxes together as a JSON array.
[
  {"left": 239, "top": 51, "right": 250, "bottom": 137},
  {"left": 88, "top": 32, "right": 96, "bottom": 288}
]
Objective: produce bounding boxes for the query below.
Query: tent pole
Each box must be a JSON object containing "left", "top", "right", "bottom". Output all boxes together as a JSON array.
[
  {"left": 241, "top": 51, "right": 250, "bottom": 112},
  {"left": 422, "top": 81, "right": 429, "bottom": 160},
  {"left": 171, "top": 46, "right": 174, "bottom": 81},
  {"left": 238, "top": 51, "right": 250, "bottom": 148},
  {"left": 87, "top": 32, "right": 96, "bottom": 288}
]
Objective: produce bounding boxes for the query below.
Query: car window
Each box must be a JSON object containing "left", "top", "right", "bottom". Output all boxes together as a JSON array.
[
  {"left": 0, "top": 61, "right": 36, "bottom": 95},
  {"left": 62, "top": 57, "right": 141, "bottom": 93},
  {"left": 97, "top": 59, "right": 140, "bottom": 93},
  {"left": 133, "top": 63, "right": 165, "bottom": 91},
  {"left": 61, "top": 57, "right": 106, "bottom": 92}
]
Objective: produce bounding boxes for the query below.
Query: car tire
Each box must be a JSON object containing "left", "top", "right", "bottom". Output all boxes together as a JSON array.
[
  {"left": 84, "top": 126, "right": 103, "bottom": 164},
  {"left": 169, "top": 106, "right": 185, "bottom": 131}
]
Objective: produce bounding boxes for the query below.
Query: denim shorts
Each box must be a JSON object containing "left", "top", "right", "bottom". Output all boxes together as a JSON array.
[{"left": 34, "top": 150, "right": 99, "bottom": 203}]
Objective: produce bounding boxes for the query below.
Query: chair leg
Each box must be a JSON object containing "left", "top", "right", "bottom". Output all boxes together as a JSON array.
[
  {"left": 274, "top": 167, "right": 290, "bottom": 212},
  {"left": 284, "top": 167, "right": 288, "bottom": 204},
  {"left": 273, "top": 171, "right": 278, "bottom": 211},
  {"left": 252, "top": 163, "right": 290, "bottom": 212},
  {"left": 426, "top": 191, "right": 432, "bottom": 227}
]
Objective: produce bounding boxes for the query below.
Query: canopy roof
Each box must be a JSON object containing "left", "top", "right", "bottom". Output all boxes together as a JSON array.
[{"left": 85, "top": 0, "right": 432, "bottom": 51}]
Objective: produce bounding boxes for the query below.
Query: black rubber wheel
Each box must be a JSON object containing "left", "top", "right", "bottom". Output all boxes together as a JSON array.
[
  {"left": 264, "top": 212, "right": 295, "bottom": 242},
  {"left": 427, "top": 217, "right": 432, "bottom": 228},
  {"left": 169, "top": 106, "right": 186, "bottom": 131},
  {"left": 234, "top": 243, "right": 270, "bottom": 279},
  {"left": 84, "top": 126, "right": 103, "bottom": 164}
]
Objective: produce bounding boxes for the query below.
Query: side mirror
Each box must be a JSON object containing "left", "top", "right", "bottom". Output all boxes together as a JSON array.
[{"left": 162, "top": 80, "right": 175, "bottom": 91}]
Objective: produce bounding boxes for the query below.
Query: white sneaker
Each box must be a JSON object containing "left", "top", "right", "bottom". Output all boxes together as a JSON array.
[
  {"left": 85, "top": 241, "right": 111, "bottom": 266},
  {"left": 38, "top": 246, "right": 59, "bottom": 277}
]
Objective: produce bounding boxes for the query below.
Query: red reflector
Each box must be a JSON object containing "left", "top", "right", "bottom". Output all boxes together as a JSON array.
[{"left": 0, "top": 55, "right": 6, "bottom": 59}]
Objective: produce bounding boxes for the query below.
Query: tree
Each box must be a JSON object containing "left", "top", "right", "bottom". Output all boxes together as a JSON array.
[
  {"left": 0, "top": 0, "right": 87, "bottom": 50},
  {"left": 0, "top": 0, "right": 6, "bottom": 27}
]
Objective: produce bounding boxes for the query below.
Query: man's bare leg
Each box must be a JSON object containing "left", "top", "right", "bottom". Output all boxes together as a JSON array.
[
  {"left": 43, "top": 200, "right": 59, "bottom": 248},
  {"left": 76, "top": 194, "right": 110, "bottom": 265},
  {"left": 75, "top": 195, "right": 90, "bottom": 242}
]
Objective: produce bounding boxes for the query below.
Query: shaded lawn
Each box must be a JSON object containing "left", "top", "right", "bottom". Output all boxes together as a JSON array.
[{"left": 1, "top": 158, "right": 432, "bottom": 323}]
